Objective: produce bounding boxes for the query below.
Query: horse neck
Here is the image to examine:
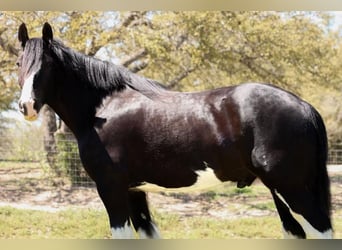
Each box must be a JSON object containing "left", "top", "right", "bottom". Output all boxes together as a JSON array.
[{"left": 47, "top": 71, "right": 106, "bottom": 139}]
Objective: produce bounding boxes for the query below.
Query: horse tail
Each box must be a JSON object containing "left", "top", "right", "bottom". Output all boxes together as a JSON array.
[{"left": 310, "top": 106, "right": 331, "bottom": 219}]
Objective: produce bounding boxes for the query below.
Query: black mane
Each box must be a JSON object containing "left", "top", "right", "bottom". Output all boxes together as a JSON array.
[{"left": 49, "top": 39, "right": 167, "bottom": 98}]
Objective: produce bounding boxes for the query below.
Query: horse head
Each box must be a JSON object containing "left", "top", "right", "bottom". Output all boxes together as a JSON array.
[{"left": 17, "top": 22, "right": 54, "bottom": 121}]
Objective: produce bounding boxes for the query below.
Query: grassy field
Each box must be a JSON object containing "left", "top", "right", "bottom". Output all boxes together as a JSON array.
[
  {"left": 0, "top": 206, "right": 341, "bottom": 239},
  {"left": 0, "top": 206, "right": 280, "bottom": 239},
  {"left": 0, "top": 161, "right": 342, "bottom": 239}
]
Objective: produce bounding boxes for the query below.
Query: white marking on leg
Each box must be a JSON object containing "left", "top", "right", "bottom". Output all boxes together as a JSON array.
[
  {"left": 275, "top": 190, "right": 333, "bottom": 239},
  {"left": 274, "top": 190, "right": 288, "bottom": 206},
  {"left": 274, "top": 191, "right": 301, "bottom": 239},
  {"left": 291, "top": 214, "right": 333, "bottom": 239},
  {"left": 111, "top": 221, "right": 135, "bottom": 239},
  {"left": 137, "top": 222, "right": 161, "bottom": 239}
]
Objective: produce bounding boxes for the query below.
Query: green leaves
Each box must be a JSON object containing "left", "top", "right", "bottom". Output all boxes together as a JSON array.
[{"left": 0, "top": 11, "right": 341, "bottom": 142}]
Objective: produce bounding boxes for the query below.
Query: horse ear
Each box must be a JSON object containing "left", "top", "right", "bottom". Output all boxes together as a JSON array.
[
  {"left": 42, "top": 22, "right": 53, "bottom": 43},
  {"left": 18, "top": 23, "right": 29, "bottom": 48}
]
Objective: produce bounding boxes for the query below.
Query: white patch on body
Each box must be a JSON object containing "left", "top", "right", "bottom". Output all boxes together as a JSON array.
[
  {"left": 111, "top": 221, "right": 135, "bottom": 239},
  {"left": 137, "top": 222, "right": 162, "bottom": 239},
  {"left": 274, "top": 190, "right": 333, "bottom": 239},
  {"left": 19, "top": 73, "right": 38, "bottom": 121},
  {"left": 133, "top": 167, "right": 222, "bottom": 193}
]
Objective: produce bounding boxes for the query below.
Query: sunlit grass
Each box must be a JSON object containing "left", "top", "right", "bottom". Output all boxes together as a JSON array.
[
  {"left": 0, "top": 206, "right": 110, "bottom": 239},
  {"left": 0, "top": 162, "right": 341, "bottom": 239},
  {"left": 1, "top": 206, "right": 341, "bottom": 239}
]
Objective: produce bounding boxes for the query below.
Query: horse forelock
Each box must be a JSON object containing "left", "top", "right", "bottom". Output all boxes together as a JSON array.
[{"left": 19, "top": 38, "right": 44, "bottom": 86}]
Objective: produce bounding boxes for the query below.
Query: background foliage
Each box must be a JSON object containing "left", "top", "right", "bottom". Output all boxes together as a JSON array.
[{"left": 0, "top": 11, "right": 341, "bottom": 144}]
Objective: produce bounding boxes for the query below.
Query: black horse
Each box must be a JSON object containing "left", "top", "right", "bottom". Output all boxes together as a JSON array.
[{"left": 16, "top": 23, "right": 332, "bottom": 239}]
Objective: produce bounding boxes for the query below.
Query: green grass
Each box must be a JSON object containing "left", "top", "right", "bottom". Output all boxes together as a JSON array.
[
  {"left": 155, "top": 212, "right": 282, "bottom": 239},
  {"left": 0, "top": 206, "right": 110, "bottom": 239},
  {"left": 1, "top": 206, "right": 341, "bottom": 239},
  {"left": 1, "top": 162, "right": 341, "bottom": 239},
  {"left": 204, "top": 182, "right": 270, "bottom": 198},
  {"left": 0, "top": 206, "right": 281, "bottom": 239},
  {"left": 0, "top": 161, "right": 41, "bottom": 169}
]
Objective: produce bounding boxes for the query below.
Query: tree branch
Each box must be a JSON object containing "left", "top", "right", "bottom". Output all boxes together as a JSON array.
[
  {"left": 121, "top": 11, "right": 147, "bottom": 28},
  {"left": 167, "top": 67, "right": 196, "bottom": 89},
  {"left": 129, "top": 61, "right": 149, "bottom": 73},
  {"left": 88, "top": 12, "right": 149, "bottom": 57},
  {"left": 0, "top": 28, "right": 19, "bottom": 56},
  {"left": 121, "top": 48, "right": 147, "bottom": 67},
  {"left": 238, "top": 55, "right": 290, "bottom": 88}
]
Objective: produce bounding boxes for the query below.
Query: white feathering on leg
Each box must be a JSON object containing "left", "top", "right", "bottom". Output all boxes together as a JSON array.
[{"left": 111, "top": 221, "right": 135, "bottom": 239}]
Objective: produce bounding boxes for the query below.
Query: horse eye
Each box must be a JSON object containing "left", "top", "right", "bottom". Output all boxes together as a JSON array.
[{"left": 16, "top": 61, "right": 21, "bottom": 67}]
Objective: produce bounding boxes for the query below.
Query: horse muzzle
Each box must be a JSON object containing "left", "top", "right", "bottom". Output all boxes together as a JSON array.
[{"left": 19, "top": 99, "right": 39, "bottom": 121}]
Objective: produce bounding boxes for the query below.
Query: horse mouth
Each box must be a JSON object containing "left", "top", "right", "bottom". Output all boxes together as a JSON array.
[
  {"left": 24, "top": 114, "right": 38, "bottom": 121},
  {"left": 19, "top": 99, "right": 40, "bottom": 122}
]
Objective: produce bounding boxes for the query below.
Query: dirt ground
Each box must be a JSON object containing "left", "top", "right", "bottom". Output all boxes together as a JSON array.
[{"left": 0, "top": 163, "right": 342, "bottom": 220}]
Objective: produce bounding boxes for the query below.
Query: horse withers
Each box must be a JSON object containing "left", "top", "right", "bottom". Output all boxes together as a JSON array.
[{"left": 16, "top": 22, "right": 332, "bottom": 239}]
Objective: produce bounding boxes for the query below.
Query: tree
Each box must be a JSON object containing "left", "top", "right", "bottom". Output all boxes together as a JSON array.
[
  {"left": 0, "top": 24, "right": 19, "bottom": 114},
  {"left": 0, "top": 11, "right": 341, "bottom": 145}
]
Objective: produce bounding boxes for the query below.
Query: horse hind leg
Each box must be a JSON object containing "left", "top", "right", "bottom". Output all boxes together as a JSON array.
[
  {"left": 128, "top": 189, "right": 161, "bottom": 239},
  {"left": 251, "top": 147, "right": 302, "bottom": 238},
  {"left": 274, "top": 190, "right": 333, "bottom": 239},
  {"left": 251, "top": 148, "right": 332, "bottom": 239},
  {"left": 255, "top": 156, "right": 306, "bottom": 238},
  {"left": 271, "top": 190, "right": 306, "bottom": 238}
]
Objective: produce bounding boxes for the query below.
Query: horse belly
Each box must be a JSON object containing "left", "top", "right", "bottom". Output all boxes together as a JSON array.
[{"left": 128, "top": 137, "right": 256, "bottom": 193}]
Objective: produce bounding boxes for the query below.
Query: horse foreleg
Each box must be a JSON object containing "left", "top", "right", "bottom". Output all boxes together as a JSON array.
[
  {"left": 96, "top": 179, "right": 136, "bottom": 239},
  {"left": 128, "top": 189, "right": 161, "bottom": 239}
]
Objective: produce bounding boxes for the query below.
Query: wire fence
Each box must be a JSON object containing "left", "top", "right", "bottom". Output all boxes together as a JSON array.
[
  {"left": 328, "top": 147, "right": 342, "bottom": 165},
  {"left": 0, "top": 132, "right": 342, "bottom": 188},
  {"left": 0, "top": 132, "right": 95, "bottom": 187}
]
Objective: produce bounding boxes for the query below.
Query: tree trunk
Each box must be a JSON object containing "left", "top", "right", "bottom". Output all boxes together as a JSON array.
[{"left": 41, "top": 104, "right": 61, "bottom": 176}]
